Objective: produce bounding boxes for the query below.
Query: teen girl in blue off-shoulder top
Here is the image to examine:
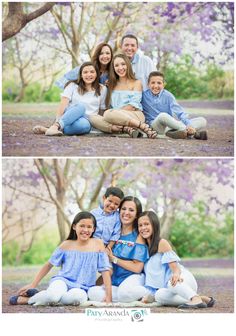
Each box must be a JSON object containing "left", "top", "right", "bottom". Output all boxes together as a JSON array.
[
  {"left": 9, "top": 212, "right": 112, "bottom": 306},
  {"left": 88, "top": 196, "right": 149, "bottom": 303},
  {"left": 137, "top": 211, "right": 215, "bottom": 309}
]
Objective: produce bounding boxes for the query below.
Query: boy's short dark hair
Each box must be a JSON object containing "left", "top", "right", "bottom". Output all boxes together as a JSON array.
[
  {"left": 148, "top": 71, "right": 165, "bottom": 83},
  {"left": 121, "top": 34, "right": 139, "bottom": 47},
  {"left": 104, "top": 187, "right": 124, "bottom": 200}
]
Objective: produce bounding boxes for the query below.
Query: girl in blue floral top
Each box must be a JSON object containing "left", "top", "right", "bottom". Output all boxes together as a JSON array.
[
  {"left": 138, "top": 211, "right": 215, "bottom": 309},
  {"left": 10, "top": 212, "right": 112, "bottom": 306},
  {"left": 88, "top": 196, "right": 149, "bottom": 303}
]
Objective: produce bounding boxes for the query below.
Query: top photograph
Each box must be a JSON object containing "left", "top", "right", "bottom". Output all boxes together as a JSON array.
[{"left": 2, "top": 1, "right": 234, "bottom": 157}]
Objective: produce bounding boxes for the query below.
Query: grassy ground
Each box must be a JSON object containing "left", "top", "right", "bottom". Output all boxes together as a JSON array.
[
  {"left": 2, "top": 259, "right": 234, "bottom": 314},
  {"left": 2, "top": 102, "right": 234, "bottom": 157}
]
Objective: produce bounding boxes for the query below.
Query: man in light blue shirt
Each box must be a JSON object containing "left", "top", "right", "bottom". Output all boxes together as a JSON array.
[
  {"left": 121, "top": 34, "right": 156, "bottom": 91},
  {"left": 91, "top": 187, "right": 124, "bottom": 248},
  {"left": 141, "top": 71, "right": 208, "bottom": 140}
]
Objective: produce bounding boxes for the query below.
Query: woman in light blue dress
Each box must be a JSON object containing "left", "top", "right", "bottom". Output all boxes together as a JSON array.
[
  {"left": 9, "top": 212, "right": 112, "bottom": 306},
  {"left": 90, "top": 54, "right": 157, "bottom": 138},
  {"left": 88, "top": 196, "right": 149, "bottom": 302},
  {"left": 137, "top": 211, "right": 215, "bottom": 309}
]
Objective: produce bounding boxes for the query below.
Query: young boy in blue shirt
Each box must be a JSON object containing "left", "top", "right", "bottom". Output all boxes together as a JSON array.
[
  {"left": 141, "top": 71, "right": 207, "bottom": 140},
  {"left": 91, "top": 186, "right": 124, "bottom": 250}
]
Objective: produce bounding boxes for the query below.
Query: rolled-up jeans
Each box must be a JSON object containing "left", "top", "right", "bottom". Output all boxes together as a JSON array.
[
  {"left": 59, "top": 103, "right": 91, "bottom": 135},
  {"left": 151, "top": 113, "right": 207, "bottom": 135}
]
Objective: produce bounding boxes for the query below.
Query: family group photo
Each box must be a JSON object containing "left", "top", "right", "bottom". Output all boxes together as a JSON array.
[
  {"left": 2, "top": 158, "right": 234, "bottom": 313},
  {"left": 1, "top": 1, "right": 235, "bottom": 334},
  {"left": 2, "top": 2, "right": 234, "bottom": 157}
]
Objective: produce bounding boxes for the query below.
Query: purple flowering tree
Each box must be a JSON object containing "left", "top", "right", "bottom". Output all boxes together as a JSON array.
[{"left": 3, "top": 159, "right": 233, "bottom": 243}]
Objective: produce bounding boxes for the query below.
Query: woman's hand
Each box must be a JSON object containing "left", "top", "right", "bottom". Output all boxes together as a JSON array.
[
  {"left": 170, "top": 272, "right": 183, "bottom": 287},
  {"left": 17, "top": 283, "right": 35, "bottom": 296},
  {"left": 106, "top": 246, "right": 114, "bottom": 262}
]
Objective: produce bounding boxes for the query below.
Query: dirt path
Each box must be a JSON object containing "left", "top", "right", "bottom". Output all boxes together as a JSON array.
[
  {"left": 2, "top": 114, "right": 234, "bottom": 157},
  {"left": 2, "top": 259, "right": 234, "bottom": 314}
]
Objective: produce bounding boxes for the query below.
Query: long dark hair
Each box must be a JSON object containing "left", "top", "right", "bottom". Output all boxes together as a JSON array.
[
  {"left": 66, "top": 211, "right": 97, "bottom": 240},
  {"left": 119, "top": 196, "right": 142, "bottom": 232},
  {"left": 91, "top": 43, "right": 113, "bottom": 74},
  {"left": 106, "top": 54, "right": 136, "bottom": 107},
  {"left": 138, "top": 211, "right": 161, "bottom": 257},
  {"left": 65, "top": 62, "right": 101, "bottom": 96}
]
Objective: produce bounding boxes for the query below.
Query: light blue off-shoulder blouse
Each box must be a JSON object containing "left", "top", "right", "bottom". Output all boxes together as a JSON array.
[
  {"left": 49, "top": 247, "right": 110, "bottom": 291},
  {"left": 111, "top": 231, "right": 149, "bottom": 286},
  {"left": 111, "top": 90, "right": 142, "bottom": 110},
  {"left": 144, "top": 250, "right": 181, "bottom": 289}
]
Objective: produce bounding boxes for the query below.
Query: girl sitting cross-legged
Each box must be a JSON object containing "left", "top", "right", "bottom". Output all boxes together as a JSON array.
[{"left": 9, "top": 211, "right": 112, "bottom": 306}]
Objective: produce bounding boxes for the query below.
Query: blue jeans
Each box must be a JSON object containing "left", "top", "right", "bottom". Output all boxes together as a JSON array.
[{"left": 59, "top": 103, "right": 91, "bottom": 135}]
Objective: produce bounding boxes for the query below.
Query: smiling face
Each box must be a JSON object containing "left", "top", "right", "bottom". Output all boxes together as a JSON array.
[
  {"left": 148, "top": 75, "right": 165, "bottom": 95},
  {"left": 81, "top": 65, "right": 97, "bottom": 85},
  {"left": 99, "top": 46, "right": 112, "bottom": 66},
  {"left": 113, "top": 56, "right": 128, "bottom": 78},
  {"left": 103, "top": 194, "right": 121, "bottom": 214},
  {"left": 138, "top": 215, "right": 153, "bottom": 240},
  {"left": 120, "top": 200, "right": 137, "bottom": 227},
  {"left": 73, "top": 218, "right": 95, "bottom": 241},
  {"left": 121, "top": 37, "right": 138, "bottom": 60}
]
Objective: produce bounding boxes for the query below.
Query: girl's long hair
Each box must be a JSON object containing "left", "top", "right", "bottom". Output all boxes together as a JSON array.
[
  {"left": 65, "top": 62, "right": 101, "bottom": 96},
  {"left": 91, "top": 43, "right": 113, "bottom": 74},
  {"left": 119, "top": 196, "right": 142, "bottom": 232},
  {"left": 66, "top": 211, "right": 97, "bottom": 240},
  {"left": 106, "top": 54, "right": 136, "bottom": 107},
  {"left": 138, "top": 211, "right": 161, "bottom": 256}
]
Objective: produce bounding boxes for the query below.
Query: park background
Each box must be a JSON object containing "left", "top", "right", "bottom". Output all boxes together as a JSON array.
[
  {"left": 2, "top": 2, "right": 234, "bottom": 102},
  {"left": 2, "top": 1, "right": 234, "bottom": 157},
  {"left": 2, "top": 158, "right": 234, "bottom": 314}
]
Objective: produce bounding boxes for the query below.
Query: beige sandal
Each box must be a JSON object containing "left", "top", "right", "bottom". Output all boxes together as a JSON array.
[
  {"left": 33, "top": 125, "right": 48, "bottom": 135},
  {"left": 45, "top": 123, "right": 63, "bottom": 136}
]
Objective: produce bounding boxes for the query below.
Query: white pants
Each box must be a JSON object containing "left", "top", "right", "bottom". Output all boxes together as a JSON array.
[
  {"left": 151, "top": 113, "right": 207, "bottom": 135},
  {"left": 154, "top": 268, "right": 198, "bottom": 306},
  {"left": 88, "top": 273, "right": 148, "bottom": 303},
  {"left": 28, "top": 280, "right": 88, "bottom": 306}
]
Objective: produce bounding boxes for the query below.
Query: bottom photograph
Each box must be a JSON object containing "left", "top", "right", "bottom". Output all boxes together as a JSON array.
[{"left": 2, "top": 158, "right": 234, "bottom": 315}]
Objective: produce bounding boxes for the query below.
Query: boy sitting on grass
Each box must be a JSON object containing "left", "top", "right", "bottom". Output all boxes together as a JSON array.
[{"left": 141, "top": 71, "right": 207, "bottom": 140}]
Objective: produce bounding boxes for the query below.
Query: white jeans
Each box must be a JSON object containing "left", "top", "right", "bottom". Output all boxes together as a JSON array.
[
  {"left": 154, "top": 267, "right": 198, "bottom": 306},
  {"left": 151, "top": 113, "right": 207, "bottom": 135},
  {"left": 88, "top": 273, "right": 148, "bottom": 303},
  {"left": 28, "top": 280, "right": 88, "bottom": 305}
]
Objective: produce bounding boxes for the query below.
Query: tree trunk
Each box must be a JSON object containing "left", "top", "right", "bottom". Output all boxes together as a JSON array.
[
  {"left": 2, "top": 2, "right": 55, "bottom": 41},
  {"left": 56, "top": 189, "right": 67, "bottom": 242}
]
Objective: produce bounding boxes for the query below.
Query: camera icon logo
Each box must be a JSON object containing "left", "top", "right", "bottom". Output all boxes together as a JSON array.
[{"left": 130, "top": 309, "right": 145, "bottom": 322}]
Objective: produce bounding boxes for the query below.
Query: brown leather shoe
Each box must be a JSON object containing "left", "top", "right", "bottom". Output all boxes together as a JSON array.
[
  {"left": 166, "top": 129, "right": 187, "bottom": 139},
  {"left": 194, "top": 130, "right": 208, "bottom": 140}
]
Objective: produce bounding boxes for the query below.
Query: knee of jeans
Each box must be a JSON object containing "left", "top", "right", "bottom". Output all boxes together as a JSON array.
[
  {"left": 73, "top": 103, "right": 86, "bottom": 114},
  {"left": 80, "top": 119, "right": 91, "bottom": 133},
  {"left": 88, "top": 286, "right": 105, "bottom": 302},
  {"left": 200, "top": 117, "right": 207, "bottom": 128}
]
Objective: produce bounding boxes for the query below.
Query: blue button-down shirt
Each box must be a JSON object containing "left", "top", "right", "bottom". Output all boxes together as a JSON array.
[
  {"left": 91, "top": 206, "right": 121, "bottom": 245},
  {"left": 141, "top": 88, "right": 191, "bottom": 125},
  {"left": 131, "top": 50, "right": 156, "bottom": 91}
]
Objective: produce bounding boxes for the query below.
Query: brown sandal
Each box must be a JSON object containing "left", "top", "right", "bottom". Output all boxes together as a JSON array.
[
  {"left": 122, "top": 126, "right": 140, "bottom": 138},
  {"left": 138, "top": 122, "right": 157, "bottom": 139}
]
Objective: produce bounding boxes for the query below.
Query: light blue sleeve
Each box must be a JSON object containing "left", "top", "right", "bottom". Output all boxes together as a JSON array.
[
  {"left": 169, "top": 94, "right": 191, "bottom": 125},
  {"left": 109, "top": 215, "right": 121, "bottom": 242},
  {"left": 97, "top": 252, "right": 111, "bottom": 272},
  {"left": 49, "top": 247, "right": 64, "bottom": 267},
  {"left": 127, "top": 91, "right": 142, "bottom": 110},
  {"left": 161, "top": 250, "right": 181, "bottom": 264},
  {"left": 55, "top": 66, "right": 80, "bottom": 90}
]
